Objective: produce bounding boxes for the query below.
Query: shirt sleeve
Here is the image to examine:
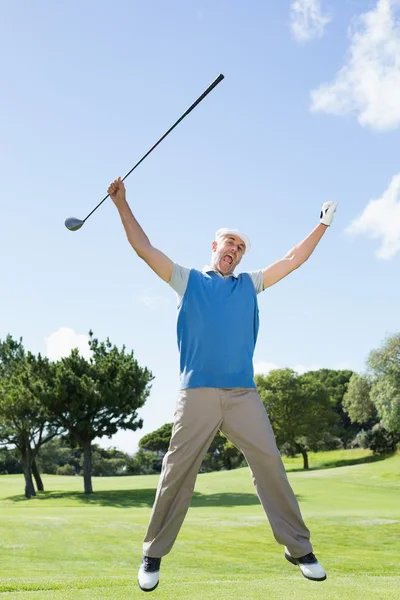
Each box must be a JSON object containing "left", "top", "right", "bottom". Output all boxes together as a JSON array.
[
  {"left": 245, "top": 270, "right": 265, "bottom": 294},
  {"left": 168, "top": 263, "right": 191, "bottom": 301}
]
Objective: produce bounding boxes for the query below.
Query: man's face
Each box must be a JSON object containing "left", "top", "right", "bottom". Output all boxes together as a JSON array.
[{"left": 211, "top": 234, "right": 246, "bottom": 276}]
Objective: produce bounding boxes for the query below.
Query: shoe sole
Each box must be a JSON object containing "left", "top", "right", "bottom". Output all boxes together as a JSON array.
[
  {"left": 138, "top": 579, "right": 159, "bottom": 592},
  {"left": 285, "top": 554, "right": 327, "bottom": 582}
]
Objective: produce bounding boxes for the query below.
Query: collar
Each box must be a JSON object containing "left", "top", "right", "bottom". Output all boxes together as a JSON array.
[{"left": 202, "top": 265, "right": 238, "bottom": 279}]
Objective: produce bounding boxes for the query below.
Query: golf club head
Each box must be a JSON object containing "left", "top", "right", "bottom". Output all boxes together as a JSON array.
[{"left": 65, "top": 217, "right": 84, "bottom": 231}]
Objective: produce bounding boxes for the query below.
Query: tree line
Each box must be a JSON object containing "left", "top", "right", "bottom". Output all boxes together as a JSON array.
[{"left": 1, "top": 331, "right": 400, "bottom": 497}]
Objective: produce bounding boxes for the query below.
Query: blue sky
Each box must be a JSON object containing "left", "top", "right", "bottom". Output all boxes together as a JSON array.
[{"left": 1, "top": 0, "right": 400, "bottom": 454}]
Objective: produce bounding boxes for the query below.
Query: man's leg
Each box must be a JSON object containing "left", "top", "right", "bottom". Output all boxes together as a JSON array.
[
  {"left": 142, "top": 387, "right": 223, "bottom": 558},
  {"left": 219, "top": 388, "right": 313, "bottom": 558}
]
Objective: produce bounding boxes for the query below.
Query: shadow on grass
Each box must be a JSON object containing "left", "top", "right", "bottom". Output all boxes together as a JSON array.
[
  {"left": 5, "top": 488, "right": 303, "bottom": 508},
  {"left": 286, "top": 452, "right": 391, "bottom": 473}
]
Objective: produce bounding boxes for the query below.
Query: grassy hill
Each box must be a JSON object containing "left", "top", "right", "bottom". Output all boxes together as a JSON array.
[{"left": 0, "top": 449, "right": 399, "bottom": 599}]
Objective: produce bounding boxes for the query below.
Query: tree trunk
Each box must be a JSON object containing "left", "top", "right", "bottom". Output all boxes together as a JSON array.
[
  {"left": 83, "top": 439, "right": 93, "bottom": 494},
  {"left": 298, "top": 446, "right": 309, "bottom": 470},
  {"left": 22, "top": 446, "right": 36, "bottom": 499},
  {"left": 32, "top": 458, "right": 44, "bottom": 491},
  {"left": 224, "top": 455, "right": 232, "bottom": 470}
]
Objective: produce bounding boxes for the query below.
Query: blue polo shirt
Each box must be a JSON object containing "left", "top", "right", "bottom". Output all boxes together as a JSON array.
[{"left": 169, "top": 264, "right": 265, "bottom": 389}]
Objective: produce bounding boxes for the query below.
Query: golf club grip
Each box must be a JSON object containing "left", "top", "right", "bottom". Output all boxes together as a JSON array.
[
  {"left": 120, "top": 73, "right": 225, "bottom": 182},
  {"left": 82, "top": 74, "right": 224, "bottom": 223}
]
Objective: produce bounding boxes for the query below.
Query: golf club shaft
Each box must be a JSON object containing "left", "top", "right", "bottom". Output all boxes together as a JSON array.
[{"left": 83, "top": 73, "right": 224, "bottom": 223}]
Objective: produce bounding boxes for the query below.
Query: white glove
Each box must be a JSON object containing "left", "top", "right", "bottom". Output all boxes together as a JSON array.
[{"left": 320, "top": 201, "right": 337, "bottom": 226}]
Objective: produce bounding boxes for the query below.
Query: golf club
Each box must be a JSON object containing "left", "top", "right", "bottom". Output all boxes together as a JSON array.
[{"left": 65, "top": 73, "right": 225, "bottom": 231}]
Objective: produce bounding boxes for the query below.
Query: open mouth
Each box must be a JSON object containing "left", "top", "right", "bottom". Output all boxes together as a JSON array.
[{"left": 222, "top": 255, "right": 234, "bottom": 266}]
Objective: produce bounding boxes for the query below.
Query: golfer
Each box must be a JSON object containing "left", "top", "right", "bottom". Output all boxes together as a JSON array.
[{"left": 108, "top": 177, "right": 337, "bottom": 592}]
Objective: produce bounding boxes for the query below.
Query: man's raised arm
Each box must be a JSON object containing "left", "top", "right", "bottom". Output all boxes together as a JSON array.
[
  {"left": 108, "top": 177, "right": 173, "bottom": 283},
  {"left": 262, "top": 201, "right": 337, "bottom": 290}
]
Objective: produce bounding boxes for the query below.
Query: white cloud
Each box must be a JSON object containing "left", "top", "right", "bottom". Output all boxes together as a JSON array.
[
  {"left": 310, "top": 0, "right": 400, "bottom": 131},
  {"left": 45, "top": 327, "right": 91, "bottom": 361},
  {"left": 290, "top": 0, "right": 331, "bottom": 42},
  {"left": 345, "top": 173, "right": 400, "bottom": 259},
  {"left": 254, "top": 361, "right": 280, "bottom": 375},
  {"left": 140, "top": 296, "right": 169, "bottom": 310}
]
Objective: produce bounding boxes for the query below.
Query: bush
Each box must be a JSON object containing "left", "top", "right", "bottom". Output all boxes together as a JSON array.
[
  {"left": 350, "top": 430, "right": 366, "bottom": 449},
  {"left": 279, "top": 442, "right": 298, "bottom": 458},
  {"left": 309, "top": 435, "right": 344, "bottom": 452},
  {"left": 36, "top": 438, "right": 80, "bottom": 475},
  {"left": 280, "top": 434, "right": 343, "bottom": 456},
  {"left": 323, "top": 437, "right": 343, "bottom": 451},
  {"left": 0, "top": 448, "right": 22, "bottom": 474},
  {"left": 353, "top": 423, "right": 400, "bottom": 455},
  {"left": 56, "top": 464, "right": 76, "bottom": 476},
  {"left": 127, "top": 449, "right": 160, "bottom": 475},
  {"left": 91, "top": 457, "right": 128, "bottom": 477}
]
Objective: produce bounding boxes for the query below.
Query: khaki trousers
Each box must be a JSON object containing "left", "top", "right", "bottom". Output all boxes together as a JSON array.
[{"left": 142, "top": 387, "right": 313, "bottom": 559}]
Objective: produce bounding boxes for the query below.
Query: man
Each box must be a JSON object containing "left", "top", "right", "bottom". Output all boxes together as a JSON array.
[{"left": 107, "top": 176, "right": 337, "bottom": 592}]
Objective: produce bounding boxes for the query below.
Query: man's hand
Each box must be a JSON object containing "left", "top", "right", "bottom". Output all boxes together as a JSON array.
[
  {"left": 108, "top": 177, "right": 126, "bottom": 206},
  {"left": 320, "top": 201, "right": 337, "bottom": 226}
]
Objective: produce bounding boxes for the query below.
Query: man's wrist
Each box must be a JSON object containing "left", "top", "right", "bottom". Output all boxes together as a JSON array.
[{"left": 113, "top": 196, "right": 128, "bottom": 210}]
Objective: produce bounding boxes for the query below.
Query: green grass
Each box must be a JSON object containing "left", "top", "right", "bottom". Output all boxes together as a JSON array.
[
  {"left": 282, "top": 447, "right": 385, "bottom": 471},
  {"left": 1, "top": 449, "right": 399, "bottom": 599}
]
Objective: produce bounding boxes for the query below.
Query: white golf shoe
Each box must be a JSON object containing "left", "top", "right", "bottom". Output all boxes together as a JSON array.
[
  {"left": 284, "top": 549, "right": 327, "bottom": 581},
  {"left": 138, "top": 556, "right": 161, "bottom": 592}
]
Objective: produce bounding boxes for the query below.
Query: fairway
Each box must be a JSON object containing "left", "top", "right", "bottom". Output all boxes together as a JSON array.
[{"left": 1, "top": 450, "right": 399, "bottom": 600}]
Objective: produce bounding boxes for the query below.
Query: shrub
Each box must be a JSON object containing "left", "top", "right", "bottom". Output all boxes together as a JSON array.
[
  {"left": 354, "top": 423, "right": 400, "bottom": 455},
  {"left": 56, "top": 464, "right": 76, "bottom": 476}
]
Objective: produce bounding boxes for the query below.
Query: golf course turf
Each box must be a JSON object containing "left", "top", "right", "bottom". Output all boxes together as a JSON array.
[{"left": 1, "top": 449, "right": 399, "bottom": 599}]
